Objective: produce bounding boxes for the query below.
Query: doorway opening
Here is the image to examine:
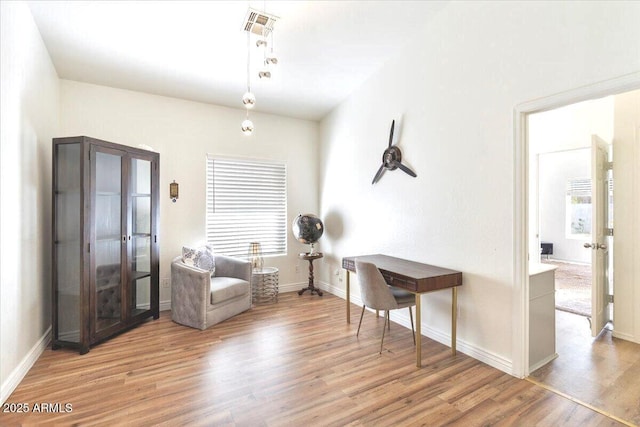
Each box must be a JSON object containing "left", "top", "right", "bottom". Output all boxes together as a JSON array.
[
  {"left": 517, "top": 84, "right": 640, "bottom": 425},
  {"left": 526, "top": 97, "right": 614, "bottom": 373},
  {"left": 527, "top": 94, "right": 617, "bottom": 337}
]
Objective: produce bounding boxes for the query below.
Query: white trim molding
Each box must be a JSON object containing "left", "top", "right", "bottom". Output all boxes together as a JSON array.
[
  {"left": 1, "top": 327, "right": 51, "bottom": 405},
  {"left": 319, "top": 281, "right": 514, "bottom": 375},
  {"left": 512, "top": 71, "right": 640, "bottom": 378}
]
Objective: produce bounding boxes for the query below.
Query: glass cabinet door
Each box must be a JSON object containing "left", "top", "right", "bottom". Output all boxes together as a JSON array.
[
  {"left": 94, "top": 150, "right": 123, "bottom": 334},
  {"left": 130, "top": 157, "right": 152, "bottom": 317},
  {"left": 54, "top": 142, "right": 82, "bottom": 343}
]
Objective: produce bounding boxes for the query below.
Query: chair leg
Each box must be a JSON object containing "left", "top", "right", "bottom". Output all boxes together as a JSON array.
[
  {"left": 409, "top": 306, "right": 416, "bottom": 345},
  {"left": 357, "top": 305, "right": 366, "bottom": 337},
  {"left": 380, "top": 312, "right": 388, "bottom": 354}
]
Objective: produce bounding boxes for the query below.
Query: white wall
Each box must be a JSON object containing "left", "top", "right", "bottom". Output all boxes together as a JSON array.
[
  {"left": 59, "top": 80, "right": 319, "bottom": 305},
  {"left": 529, "top": 97, "right": 614, "bottom": 155},
  {"left": 0, "top": 1, "right": 60, "bottom": 403},
  {"left": 613, "top": 89, "right": 640, "bottom": 343},
  {"left": 318, "top": 1, "right": 640, "bottom": 374}
]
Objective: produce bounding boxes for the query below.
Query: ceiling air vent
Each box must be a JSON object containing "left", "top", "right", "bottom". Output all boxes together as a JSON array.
[{"left": 243, "top": 7, "right": 279, "bottom": 36}]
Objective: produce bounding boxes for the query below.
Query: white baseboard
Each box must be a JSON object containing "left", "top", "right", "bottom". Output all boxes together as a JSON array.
[
  {"left": 318, "top": 281, "right": 514, "bottom": 375},
  {"left": 529, "top": 353, "right": 558, "bottom": 372},
  {"left": 1, "top": 327, "right": 51, "bottom": 405},
  {"left": 613, "top": 330, "right": 639, "bottom": 344},
  {"left": 0, "top": 300, "right": 210, "bottom": 405},
  {"left": 278, "top": 281, "right": 310, "bottom": 294}
]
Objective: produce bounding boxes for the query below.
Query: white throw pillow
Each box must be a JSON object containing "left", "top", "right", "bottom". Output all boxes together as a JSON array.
[{"left": 182, "top": 245, "right": 216, "bottom": 276}]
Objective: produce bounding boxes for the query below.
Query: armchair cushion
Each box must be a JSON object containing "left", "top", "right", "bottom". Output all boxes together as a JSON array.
[{"left": 211, "top": 277, "right": 250, "bottom": 304}]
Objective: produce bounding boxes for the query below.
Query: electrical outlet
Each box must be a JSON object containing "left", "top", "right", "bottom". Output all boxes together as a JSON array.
[{"left": 161, "top": 278, "right": 170, "bottom": 288}]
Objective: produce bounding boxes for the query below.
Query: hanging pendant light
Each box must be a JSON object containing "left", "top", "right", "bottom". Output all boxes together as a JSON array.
[
  {"left": 240, "top": 7, "right": 280, "bottom": 135},
  {"left": 241, "top": 117, "right": 254, "bottom": 135},
  {"left": 241, "top": 107, "right": 254, "bottom": 135},
  {"left": 242, "top": 91, "right": 256, "bottom": 109},
  {"left": 242, "top": 30, "right": 255, "bottom": 134},
  {"left": 265, "top": 30, "right": 278, "bottom": 65}
]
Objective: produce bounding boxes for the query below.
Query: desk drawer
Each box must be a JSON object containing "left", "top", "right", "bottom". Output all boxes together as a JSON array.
[{"left": 382, "top": 273, "right": 418, "bottom": 292}]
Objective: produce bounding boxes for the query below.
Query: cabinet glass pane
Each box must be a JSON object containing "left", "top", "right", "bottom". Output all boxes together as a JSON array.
[
  {"left": 131, "top": 158, "right": 151, "bottom": 194},
  {"left": 95, "top": 152, "right": 122, "bottom": 332},
  {"left": 56, "top": 143, "right": 81, "bottom": 343},
  {"left": 131, "top": 158, "right": 151, "bottom": 234},
  {"left": 133, "top": 196, "right": 151, "bottom": 235},
  {"left": 130, "top": 158, "right": 152, "bottom": 317},
  {"left": 131, "top": 277, "right": 151, "bottom": 317},
  {"left": 133, "top": 235, "right": 151, "bottom": 273}
]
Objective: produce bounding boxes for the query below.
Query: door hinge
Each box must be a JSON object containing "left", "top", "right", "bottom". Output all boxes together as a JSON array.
[
  {"left": 607, "top": 294, "right": 614, "bottom": 304},
  {"left": 606, "top": 161, "right": 613, "bottom": 171},
  {"left": 87, "top": 243, "right": 90, "bottom": 253},
  {"left": 606, "top": 228, "right": 614, "bottom": 236}
]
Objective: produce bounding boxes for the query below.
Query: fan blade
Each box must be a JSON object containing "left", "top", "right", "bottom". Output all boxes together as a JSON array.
[
  {"left": 396, "top": 161, "right": 417, "bottom": 177},
  {"left": 372, "top": 164, "right": 385, "bottom": 184},
  {"left": 388, "top": 120, "right": 395, "bottom": 148}
]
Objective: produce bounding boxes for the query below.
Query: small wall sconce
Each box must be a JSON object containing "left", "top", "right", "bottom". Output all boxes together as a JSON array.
[{"left": 169, "top": 180, "right": 179, "bottom": 203}]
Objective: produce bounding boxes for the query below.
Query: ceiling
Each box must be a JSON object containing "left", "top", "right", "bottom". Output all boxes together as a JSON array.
[{"left": 27, "top": 1, "right": 447, "bottom": 121}]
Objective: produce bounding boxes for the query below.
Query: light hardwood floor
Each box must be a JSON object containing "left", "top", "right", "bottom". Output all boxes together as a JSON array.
[
  {"left": 530, "top": 310, "right": 640, "bottom": 426},
  {"left": 0, "top": 293, "right": 627, "bottom": 426}
]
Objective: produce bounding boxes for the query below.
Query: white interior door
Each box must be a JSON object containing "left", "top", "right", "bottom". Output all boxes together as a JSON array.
[{"left": 589, "top": 134, "right": 612, "bottom": 337}]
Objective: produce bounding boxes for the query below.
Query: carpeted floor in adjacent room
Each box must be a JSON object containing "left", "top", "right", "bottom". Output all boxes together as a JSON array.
[{"left": 543, "top": 259, "right": 591, "bottom": 317}]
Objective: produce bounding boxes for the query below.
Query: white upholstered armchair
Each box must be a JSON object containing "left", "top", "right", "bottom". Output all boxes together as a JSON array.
[{"left": 171, "top": 254, "right": 251, "bottom": 330}]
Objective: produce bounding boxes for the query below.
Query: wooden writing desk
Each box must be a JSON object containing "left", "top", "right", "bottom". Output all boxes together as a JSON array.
[{"left": 342, "top": 254, "right": 462, "bottom": 367}]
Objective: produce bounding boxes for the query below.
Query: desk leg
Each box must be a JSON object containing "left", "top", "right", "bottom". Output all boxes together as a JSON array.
[
  {"left": 452, "top": 287, "right": 457, "bottom": 356},
  {"left": 346, "top": 270, "right": 350, "bottom": 324},
  {"left": 415, "top": 294, "right": 421, "bottom": 368}
]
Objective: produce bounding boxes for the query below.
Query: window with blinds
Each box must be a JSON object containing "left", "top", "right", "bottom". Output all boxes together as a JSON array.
[{"left": 206, "top": 156, "right": 287, "bottom": 257}]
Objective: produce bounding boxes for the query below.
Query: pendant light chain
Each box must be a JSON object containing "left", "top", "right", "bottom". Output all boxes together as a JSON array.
[
  {"left": 246, "top": 30, "right": 251, "bottom": 93},
  {"left": 240, "top": 4, "right": 279, "bottom": 135}
]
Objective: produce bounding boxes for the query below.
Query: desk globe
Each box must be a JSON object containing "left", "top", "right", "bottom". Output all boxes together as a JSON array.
[
  {"left": 292, "top": 214, "right": 324, "bottom": 296},
  {"left": 291, "top": 214, "right": 324, "bottom": 254}
]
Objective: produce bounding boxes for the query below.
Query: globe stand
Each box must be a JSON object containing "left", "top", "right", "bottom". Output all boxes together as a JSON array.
[{"left": 298, "top": 252, "right": 323, "bottom": 296}]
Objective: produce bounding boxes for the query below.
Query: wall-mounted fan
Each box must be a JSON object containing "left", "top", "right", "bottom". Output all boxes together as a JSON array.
[{"left": 371, "top": 120, "right": 417, "bottom": 184}]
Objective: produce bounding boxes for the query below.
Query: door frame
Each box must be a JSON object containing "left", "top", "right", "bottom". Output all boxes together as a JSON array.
[{"left": 512, "top": 72, "right": 640, "bottom": 378}]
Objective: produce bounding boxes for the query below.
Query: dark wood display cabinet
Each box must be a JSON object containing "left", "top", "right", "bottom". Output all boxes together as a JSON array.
[{"left": 52, "top": 136, "right": 160, "bottom": 354}]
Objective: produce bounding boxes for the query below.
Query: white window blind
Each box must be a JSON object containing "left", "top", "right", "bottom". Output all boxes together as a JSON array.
[
  {"left": 206, "top": 156, "right": 287, "bottom": 257},
  {"left": 567, "top": 178, "right": 591, "bottom": 199}
]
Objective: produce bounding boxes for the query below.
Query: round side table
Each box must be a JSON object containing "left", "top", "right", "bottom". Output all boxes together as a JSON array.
[
  {"left": 298, "top": 252, "right": 323, "bottom": 296},
  {"left": 251, "top": 267, "right": 279, "bottom": 304}
]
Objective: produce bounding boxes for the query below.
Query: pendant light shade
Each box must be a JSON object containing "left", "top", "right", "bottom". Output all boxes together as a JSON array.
[
  {"left": 241, "top": 119, "right": 254, "bottom": 135},
  {"left": 242, "top": 91, "right": 256, "bottom": 109}
]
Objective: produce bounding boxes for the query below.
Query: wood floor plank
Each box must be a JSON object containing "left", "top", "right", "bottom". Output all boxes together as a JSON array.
[
  {"left": 531, "top": 310, "right": 640, "bottom": 426},
  {"left": 0, "top": 292, "right": 629, "bottom": 426}
]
